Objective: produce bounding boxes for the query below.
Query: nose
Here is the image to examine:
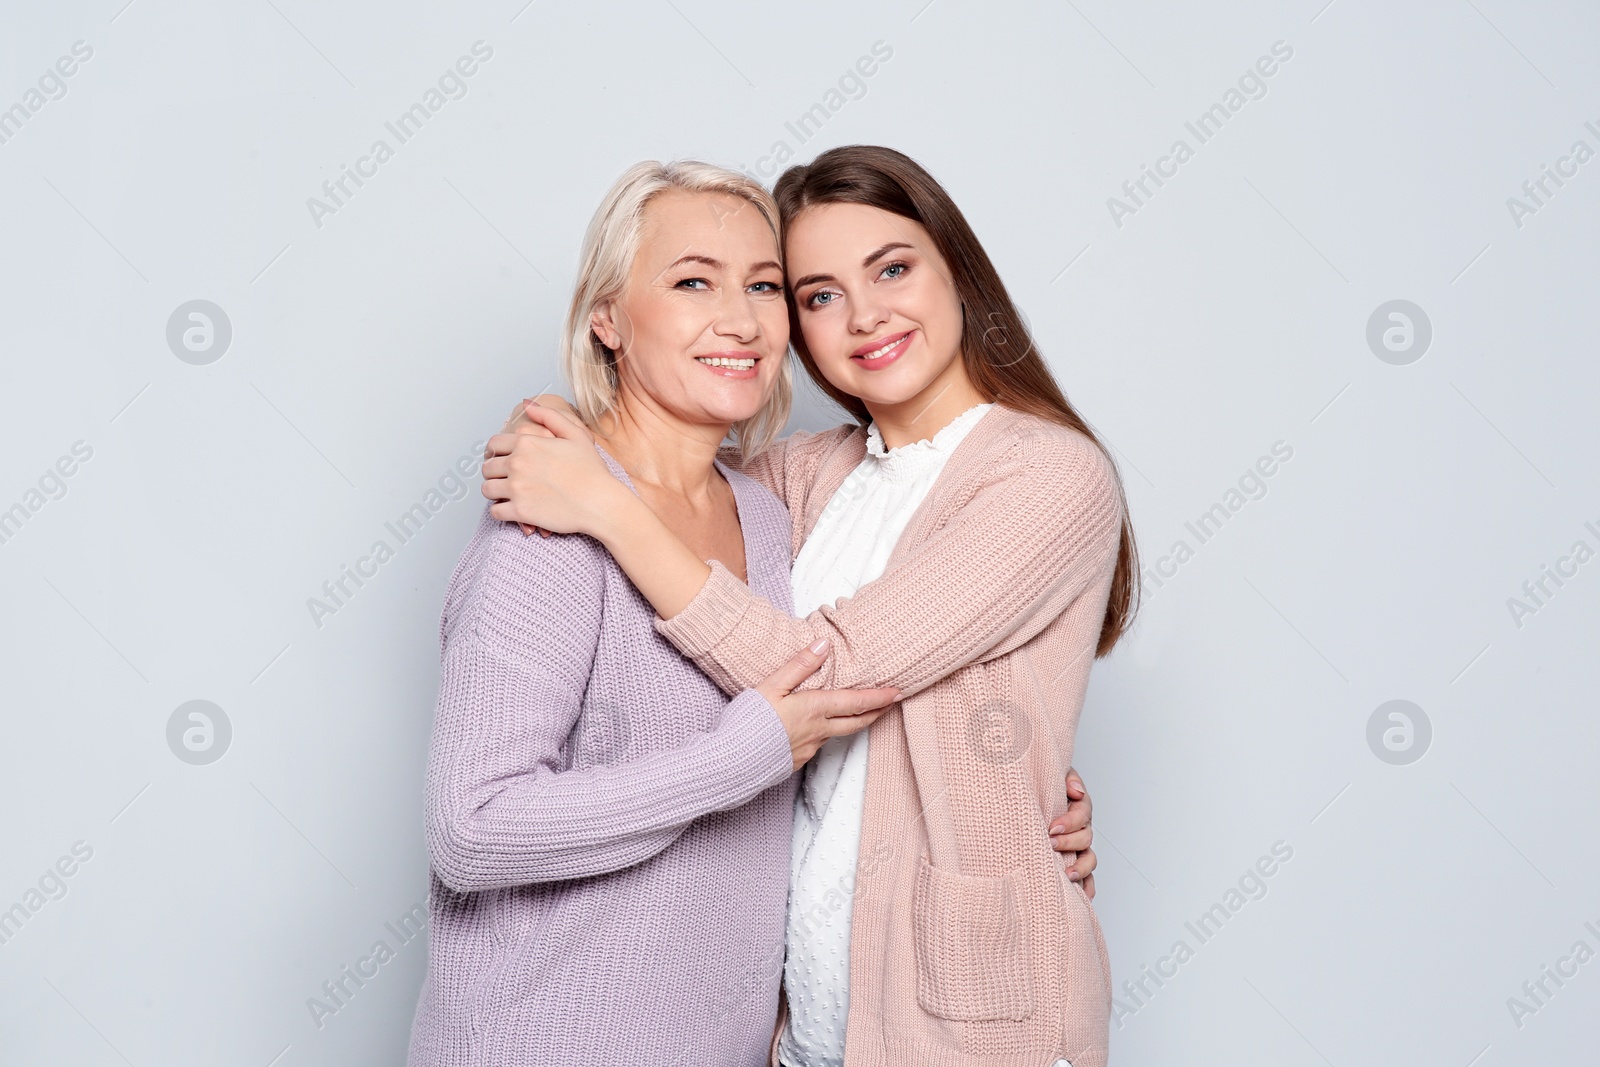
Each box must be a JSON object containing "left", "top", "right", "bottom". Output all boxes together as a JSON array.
[
  {"left": 848, "top": 289, "right": 890, "bottom": 335},
  {"left": 714, "top": 286, "right": 760, "bottom": 344}
]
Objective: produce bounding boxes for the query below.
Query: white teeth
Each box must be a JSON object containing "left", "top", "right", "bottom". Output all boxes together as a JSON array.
[
  {"left": 860, "top": 336, "right": 904, "bottom": 359},
  {"left": 696, "top": 357, "right": 756, "bottom": 368}
]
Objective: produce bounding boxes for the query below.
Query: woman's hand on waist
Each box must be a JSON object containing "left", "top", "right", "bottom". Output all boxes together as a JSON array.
[{"left": 1049, "top": 766, "right": 1097, "bottom": 899}]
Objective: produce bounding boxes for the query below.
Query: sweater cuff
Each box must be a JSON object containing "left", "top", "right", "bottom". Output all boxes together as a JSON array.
[
  {"left": 721, "top": 687, "right": 795, "bottom": 788},
  {"left": 652, "top": 558, "right": 752, "bottom": 657}
]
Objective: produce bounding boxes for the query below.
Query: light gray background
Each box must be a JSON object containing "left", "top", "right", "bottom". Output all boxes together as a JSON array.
[{"left": 2, "top": 0, "right": 1596, "bottom": 1064}]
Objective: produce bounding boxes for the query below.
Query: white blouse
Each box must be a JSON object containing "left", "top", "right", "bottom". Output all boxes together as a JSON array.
[{"left": 776, "top": 402, "right": 994, "bottom": 1067}]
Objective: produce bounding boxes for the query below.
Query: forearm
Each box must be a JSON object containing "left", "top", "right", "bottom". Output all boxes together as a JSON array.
[
  {"left": 426, "top": 646, "right": 793, "bottom": 891},
  {"left": 652, "top": 561, "right": 858, "bottom": 697},
  {"left": 656, "top": 442, "right": 1123, "bottom": 700},
  {"left": 591, "top": 483, "right": 717, "bottom": 621}
]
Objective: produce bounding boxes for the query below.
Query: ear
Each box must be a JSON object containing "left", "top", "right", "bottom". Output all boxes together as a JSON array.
[{"left": 590, "top": 303, "right": 622, "bottom": 352}]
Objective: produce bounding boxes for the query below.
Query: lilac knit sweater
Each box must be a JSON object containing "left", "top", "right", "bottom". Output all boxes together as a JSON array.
[{"left": 405, "top": 448, "right": 799, "bottom": 1066}]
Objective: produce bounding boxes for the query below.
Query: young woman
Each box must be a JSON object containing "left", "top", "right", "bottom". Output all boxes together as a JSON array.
[
  {"left": 485, "top": 146, "right": 1138, "bottom": 1067},
  {"left": 410, "top": 158, "right": 1096, "bottom": 1065}
]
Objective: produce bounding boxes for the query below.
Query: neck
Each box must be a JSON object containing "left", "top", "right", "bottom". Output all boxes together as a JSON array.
[
  {"left": 864, "top": 356, "right": 988, "bottom": 450},
  {"left": 593, "top": 379, "right": 728, "bottom": 498}
]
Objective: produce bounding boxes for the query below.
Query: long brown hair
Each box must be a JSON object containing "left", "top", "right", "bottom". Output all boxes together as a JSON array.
[{"left": 773, "top": 145, "right": 1139, "bottom": 657}]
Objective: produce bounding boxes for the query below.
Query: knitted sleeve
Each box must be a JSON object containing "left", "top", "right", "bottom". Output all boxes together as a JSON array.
[
  {"left": 656, "top": 430, "right": 1122, "bottom": 700},
  {"left": 423, "top": 514, "right": 795, "bottom": 892}
]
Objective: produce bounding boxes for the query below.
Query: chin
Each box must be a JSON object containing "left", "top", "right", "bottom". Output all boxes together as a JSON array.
[
  {"left": 844, "top": 370, "right": 938, "bottom": 409},
  {"left": 697, "top": 399, "right": 767, "bottom": 425}
]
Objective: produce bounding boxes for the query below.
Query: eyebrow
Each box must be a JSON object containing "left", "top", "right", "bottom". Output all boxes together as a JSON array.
[
  {"left": 790, "top": 242, "right": 916, "bottom": 290},
  {"left": 669, "top": 254, "right": 722, "bottom": 270},
  {"left": 862, "top": 241, "right": 913, "bottom": 268},
  {"left": 668, "top": 254, "right": 784, "bottom": 275}
]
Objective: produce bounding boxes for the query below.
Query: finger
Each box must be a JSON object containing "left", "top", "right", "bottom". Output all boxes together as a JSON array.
[
  {"left": 1050, "top": 807, "right": 1091, "bottom": 843},
  {"left": 1081, "top": 872, "right": 1095, "bottom": 900},
  {"left": 1051, "top": 827, "right": 1092, "bottom": 854},
  {"left": 484, "top": 432, "right": 521, "bottom": 459},
  {"left": 761, "top": 639, "right": 832, "bottom": 694},
  {"left": 1062, "top": 767, "right": 1093, "bottom": 827},
  {"left": 524, "top": 404, "right": 592, "bottom": 441},
  {"left": 482, "top": 476, "right": 511, "bottom": 501},
  {"left": 512, "top": 409, "right": 557, "bottom": 438},
  {"left": 1071, "top": 845, "right": 1098, "bottom": 880},
  {"left": 1047, "top": 803, "right": 1089, "bottom": 837},
  {"left": 822, "top": 687, "right": 901, "bottom": 717},
  {"left": 823, "top": 706, "right": 891, "bottom": 738},
  {"left": 530, "top": 393, "right": 579, "bottom": 416},
  {"left": 519, "top": 522, "right": 535, "bottom": 536}
]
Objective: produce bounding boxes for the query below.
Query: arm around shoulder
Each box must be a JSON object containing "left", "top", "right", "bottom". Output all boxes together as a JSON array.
[{"left": 658, "top": 427, "right": 1124, "bottom": 700}]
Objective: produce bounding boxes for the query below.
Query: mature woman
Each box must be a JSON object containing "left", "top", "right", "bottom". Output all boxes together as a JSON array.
[
  {"left": 405, "top": 162, "right": 900, "bottom": 1066},
  {"left": 486, "top": 146, "right": 1137, "bottom": 1067}
]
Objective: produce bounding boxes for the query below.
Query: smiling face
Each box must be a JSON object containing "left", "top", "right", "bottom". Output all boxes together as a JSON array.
[
  {"left": 784, "top": 201, "right": 973, "bottom": 416},
  {"left": 592, "top": 189, "right": 788, "bottom": 431}
]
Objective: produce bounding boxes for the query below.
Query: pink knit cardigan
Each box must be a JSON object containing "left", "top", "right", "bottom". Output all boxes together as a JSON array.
[{"left": 655, "top": 403, "right": 1125, "bottom": 1067}]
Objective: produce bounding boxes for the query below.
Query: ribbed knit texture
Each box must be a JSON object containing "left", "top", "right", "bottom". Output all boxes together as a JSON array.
[
  {"left": 669, "top": 404, "right": 1123, "bottom": 1067},
  {"left": 778, "top": 401, "right": 994, "bottom": 1067},
  {"left": 406, "top": 447, "right": 799, "bottom": 1067}
]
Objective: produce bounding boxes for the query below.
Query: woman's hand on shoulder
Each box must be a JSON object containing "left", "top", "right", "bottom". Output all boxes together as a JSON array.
[
  {"left": 484, "top": 394, "right": 583, "bottom": 535},
  {"left": 492, "top": 394, "right": 580, "bottom": 441},
  {"left": 481, "top": 402, "right": 621, "bottom": 538}
]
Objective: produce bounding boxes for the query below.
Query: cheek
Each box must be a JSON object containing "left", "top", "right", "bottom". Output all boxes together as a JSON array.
[
  {"left": 800, "top": 322, "right": 855, "bottom": 386},
  {"left": 798, "top": 310, "right": 840, "bottom": 356},
  {"left": 758, "top": 302, "right": 790, "bottom": 348},
  {"left": 913, "top": 280, "right": 964, "bottom": 348},
  {"left": 631, "top": 298, "right": 696, "bottom": 352}
]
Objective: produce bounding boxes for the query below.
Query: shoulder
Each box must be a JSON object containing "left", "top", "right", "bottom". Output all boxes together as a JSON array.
[
  {"left": 969, "top": 408, "right": 1124, "bottom": 524},
  {"left": 785, "top": 422, "right": 865, "bottom": 456},
  {"left": 1005, "top": 411, "right": 1116, "bottom": 483},
  {"left": 442, "top": 503, "right": 607, "bottom": 663},
  {"left": 719, "top": 422, "right": 864, "bottom": 471},
  {"left": 455, "top": 501, "right": 609, "bottom": 584}
]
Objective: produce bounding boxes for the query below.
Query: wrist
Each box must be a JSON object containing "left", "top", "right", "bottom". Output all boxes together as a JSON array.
[{"left": 590, "top": 479, "right": 646, "bottom": 545}]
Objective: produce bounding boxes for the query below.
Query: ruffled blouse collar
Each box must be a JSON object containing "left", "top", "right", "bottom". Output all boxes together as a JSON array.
[{"left": 864, "top": 402, "right": 994, "bottom": 464}]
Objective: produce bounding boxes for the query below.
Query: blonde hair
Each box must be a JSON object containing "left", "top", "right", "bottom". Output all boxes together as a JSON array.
[{"left": 561, "top": 160, "right": 792, "bottom": 460}]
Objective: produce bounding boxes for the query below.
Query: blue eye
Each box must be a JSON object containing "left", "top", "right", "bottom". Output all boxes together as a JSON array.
[
  {"left": 807, "top": 290, "right": 838, "bottom": 308},
  {"left": 881, "top": 262, "right": 908, "bottom": 279},
  {"left": 749, "top": 281, "right": 783, "bottom": 294},
  {"left": 677, "top": 278, "right": 710, "bottom": 290}
]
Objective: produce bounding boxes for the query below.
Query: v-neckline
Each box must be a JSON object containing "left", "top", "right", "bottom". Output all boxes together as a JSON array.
[{"left": 592, "top": 440, "right": 757, "bottom": 588}]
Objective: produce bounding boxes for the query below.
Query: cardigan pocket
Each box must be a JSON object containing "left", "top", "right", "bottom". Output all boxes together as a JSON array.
[{"left": 912, "top": 857, "right": 1034, "bottom": 1021}]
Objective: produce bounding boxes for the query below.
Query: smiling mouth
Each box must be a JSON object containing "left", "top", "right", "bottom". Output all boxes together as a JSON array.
[
  {"left": 694, "top": 356, "right": 758, "bottom": 369},
  {"left": 852, "top": 330, "right": 914, "bottom": 367}
]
